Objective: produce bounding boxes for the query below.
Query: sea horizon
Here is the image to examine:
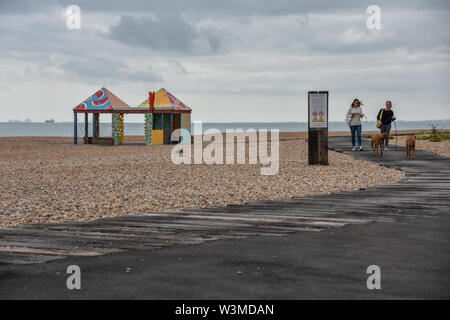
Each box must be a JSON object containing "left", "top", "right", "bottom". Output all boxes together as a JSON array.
[{"left": 0, "top": 120, "right": 449, "bottom": 137}]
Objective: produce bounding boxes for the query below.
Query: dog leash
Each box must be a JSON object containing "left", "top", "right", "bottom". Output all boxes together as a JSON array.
[{"left": 393, "top": 119, "right": 398, "bottom": 151}]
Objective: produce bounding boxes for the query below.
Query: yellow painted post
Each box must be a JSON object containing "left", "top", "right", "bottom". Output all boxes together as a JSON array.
[
  {"left": 152, "top": 130, "right": 164, "bottom": 145},
  {"left": 119, "top": 113, "right": 124, "bottom": 144}
]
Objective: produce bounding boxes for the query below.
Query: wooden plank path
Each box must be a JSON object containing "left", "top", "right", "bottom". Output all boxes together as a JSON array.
[{"left": 0, "top": 136, "right": 448, "bottom": 265}]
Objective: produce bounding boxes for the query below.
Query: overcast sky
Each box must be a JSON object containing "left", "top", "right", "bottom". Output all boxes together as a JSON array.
[{"left": 0, "top": 0, "right": 449, "bottom": 122}]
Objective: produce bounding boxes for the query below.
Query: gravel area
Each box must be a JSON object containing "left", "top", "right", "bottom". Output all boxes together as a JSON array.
[
  {"left": 0, "top": 134, "right": 404, "bottom": 228},
  {"left": 395, "top": 136, "right": 450, "bottom": 158}
]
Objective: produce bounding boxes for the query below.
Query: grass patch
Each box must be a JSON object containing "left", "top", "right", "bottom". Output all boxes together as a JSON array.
[{"left": 416, "top": 125, "right": 450, "bottom": 142}]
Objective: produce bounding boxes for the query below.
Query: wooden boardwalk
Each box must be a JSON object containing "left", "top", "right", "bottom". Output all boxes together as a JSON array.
[{"left": 0, "top": 136, "right": 449, "bottom": 265}]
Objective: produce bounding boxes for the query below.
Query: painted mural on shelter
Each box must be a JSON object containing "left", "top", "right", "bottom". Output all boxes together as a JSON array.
[{"left": 75, "top": 88, "right": 112, "bottom": 111}]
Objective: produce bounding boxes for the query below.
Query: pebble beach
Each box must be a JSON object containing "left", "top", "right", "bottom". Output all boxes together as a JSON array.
[{"left": 0, "top": 133, "right": 405, "bottom": 228}]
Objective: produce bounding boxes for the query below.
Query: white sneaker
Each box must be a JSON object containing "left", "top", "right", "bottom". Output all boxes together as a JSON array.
[
  {"left": 352, "top": 146, "right": 356, "bottom": 151},
  {"left": 384, "top": 147, "right": 389, "bottom": 151},
  {"left": 359, "top": 146, "right": 364, "bottom": 151}
]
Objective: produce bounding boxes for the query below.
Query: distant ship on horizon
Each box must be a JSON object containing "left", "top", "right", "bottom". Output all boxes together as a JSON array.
[
  {"left": 45, "top": 119, "right": 55, "bottom": 123},
  {"left": 8, "top": 119, "right": 32, "bottom": 122}
]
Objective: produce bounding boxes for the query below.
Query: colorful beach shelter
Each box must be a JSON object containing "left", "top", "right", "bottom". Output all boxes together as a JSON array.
[
  {"left": 137, "top": 88, "right": 192, "bottom": 112},
  {"left": 73, "top": 87, "right": 191, "bottom": 146},
  {"left": 74, "top": 87, "right": 130, "bottom": 111}
]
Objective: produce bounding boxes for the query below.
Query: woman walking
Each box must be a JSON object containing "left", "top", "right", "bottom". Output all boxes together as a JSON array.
[
  {"left": 376, "top": 100, "right": 396, "bottom": 151},
  {"left": 346, "top": 98, "right": 365, "bottom": 151}
]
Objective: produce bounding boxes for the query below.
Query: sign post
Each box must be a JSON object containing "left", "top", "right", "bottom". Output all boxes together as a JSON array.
[{"left": 308, "top": 91, "right": 328, "bottom": 165}]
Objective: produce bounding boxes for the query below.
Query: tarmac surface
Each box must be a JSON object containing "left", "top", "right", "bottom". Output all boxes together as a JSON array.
[{"left": 0, "top": 213, "right": 449, "bottom": 299}]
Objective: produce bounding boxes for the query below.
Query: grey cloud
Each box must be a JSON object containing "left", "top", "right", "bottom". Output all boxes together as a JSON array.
[
  {"left": 200, "top": 27, "right": 224, "bottom": 52},
  {"left": 59, "top": 56, "right": 162, "bottom": 83},
  {"left": 108, "top": 14, "right": 196, "bottom": 52},
  {"left": 62, "top": 0, "right": 450, "bottom": 15},
  {"left": 167, "top": 60, "right": 188, "bottom": 75},
  {"left": 240, "top": 9, "right": 450, "bottom": 55},
  {"left": 107, "top": 14, "right": 224, "bottom": 54},
  {"left": 3, "top": 0, "right": 449, "bottom": 16},
  {"left": 0, "top": 0, "right": 59, "bottom": 13},
  {"left": 0, "top": 11, "right": 163, "bottom": 83}
]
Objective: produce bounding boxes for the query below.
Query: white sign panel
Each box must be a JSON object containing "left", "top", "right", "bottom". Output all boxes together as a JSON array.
[{"left": 309, "top": 92, "right": 328, "bottom": 129}]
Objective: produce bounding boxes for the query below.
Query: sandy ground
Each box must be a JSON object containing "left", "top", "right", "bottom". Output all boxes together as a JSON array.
[
  {"left": 395, "top": 136, "right": 450, "bottom": 158},
  {"left": 0, "top": 132, "right": 405, "bottom": 227}
]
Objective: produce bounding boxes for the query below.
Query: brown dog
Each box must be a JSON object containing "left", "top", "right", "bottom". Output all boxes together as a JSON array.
[
  {"left": 406, "top": 135, "right": 415, "bottom": 159},
  {"left": 371, "top": 132, "right": 389, "bottom": 157}
]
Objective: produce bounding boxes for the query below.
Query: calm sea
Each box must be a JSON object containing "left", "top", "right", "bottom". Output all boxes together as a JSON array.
[{"left": 0, "top": 120, "right": 449, "bottom": 137}]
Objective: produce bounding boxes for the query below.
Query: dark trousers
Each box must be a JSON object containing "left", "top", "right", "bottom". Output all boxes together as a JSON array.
[
  {"left": 380, "top": 123, "right": 391, "bottom": 147},
  {"left": 350, "top": 125, "right": 362, "bottom": 147}
]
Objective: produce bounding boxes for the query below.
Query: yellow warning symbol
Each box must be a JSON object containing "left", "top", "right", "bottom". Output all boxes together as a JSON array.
[
  {"left": 312, "top": 111, "right": 319, "bottom": 122},
  {"left": 318, "top": 111, "right": 325, "bottom": 122}
]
